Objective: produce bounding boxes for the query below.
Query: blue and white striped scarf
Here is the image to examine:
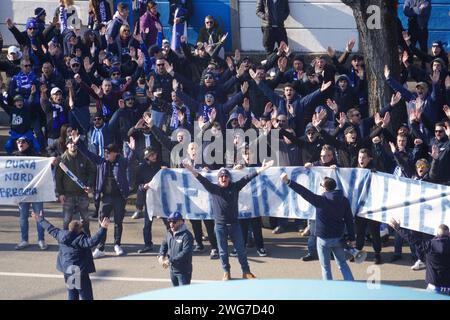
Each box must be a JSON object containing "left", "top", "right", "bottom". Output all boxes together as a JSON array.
[{"left": 91, "top": 124, "right": 105, "bottom": 158}]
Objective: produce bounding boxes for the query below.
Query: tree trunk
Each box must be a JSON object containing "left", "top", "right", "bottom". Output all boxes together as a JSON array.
[{"left": 342, "top": 0, "right": 400, "bottom": 116}]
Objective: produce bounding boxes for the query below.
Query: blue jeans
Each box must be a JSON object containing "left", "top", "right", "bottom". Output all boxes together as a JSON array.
[
  {"left": 215, "top": 223, "right": 250, "bottom": 273},
  {"left": 317, "top": 237, "right": 354, "bottom": 281},
  {"left": 143, "top": 204, "right": 153, "bottom": 247},
  {"left": 170, "top": 270, "right": 192, "bottom": 286},
  {"left": 18, "top": 202, "right": 44, "bottom": 242},
  {"left": 307, "top": 220, "right": 317, "bottom": 256},
  {"left": 63, "top": 272, "right": 93, "bottom": 300},
  {"left": 394, "top": 231, "right": 417, "bottom": 260}
]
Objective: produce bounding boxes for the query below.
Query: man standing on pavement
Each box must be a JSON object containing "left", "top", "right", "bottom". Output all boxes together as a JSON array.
[
  {"left": 158, "top": 211, "right": 194, "bottom": 286},
  {"left": 71, "top": 132, "right": 135, "bottom": 258},
  {"left": 281, "top": 174, "right": 356, "bottom": 281},
  {"left": 183, "top": 160, "right": 274, "bottom": 280},
  {"left": 32, "top": 211, "right": 110, "bottom": 300},
  {"left": 389, "top": 219, "right": 450, "bottom": 296},
  {"left": 55, "top": 137, "right": 96, "bottom": 236}
]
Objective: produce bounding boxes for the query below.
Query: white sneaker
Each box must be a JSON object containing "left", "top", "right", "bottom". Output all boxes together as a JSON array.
[
  {"left": 114, "top": 245, "right": 125, "bottom": 256},
  {"left": 92, "top": 249, "right": 105, "bottom": 259},
  {"left": 38, "top": 240, "right": 48, "bottom": 250},
  {"left": 131, "top": 211, "right": 142, "bottom": 219},
  {"left": 411, "top": 260, "right": 426, "bottom": 270},
  {"left": 15, "top": 241, "right": 29, "bottom": 250}
]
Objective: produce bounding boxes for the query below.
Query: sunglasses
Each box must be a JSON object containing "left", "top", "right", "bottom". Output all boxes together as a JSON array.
[
  {"left": 416, "top": 164, "right": 429, "bottom": 169},
  {"left": 168, "top": 220, "right": 178, "bottom": 224},
  {"left": 204, "top": 75, "right": 214, "bottom": 80},
  {"left": 156, "top": 63, "right": 165, "bottom": 67},
  {"left": 23, "top": 64, "right": 32, "bottom": 68},
  {"left": 205, "top": 21, "right": 213, "bottom": 24},
  {"left": 94, "top": 117, "right": 103, "bottom": 121},
  {"left": 277, "top": 119, "right": 287, "bottom": 123},
  {"left": 123, "top": 29, "right": 130, "bottom": 32},
  {"left": 104, "top": 150, "right": 110, "bottom": 154},
  {"left": 17, "top": 140, "right": 27, "bottom": 144},
  {"left": 306, "top": 131, "right": 316, "bottom": 135},
  {"left": 28, "top": 27, "right": 36, "bottom": 30},
  {"left": 435, "top": 130, "right": 444, "bottom": 133},
  {"left": 352, "top": 113, "right": 361, "bottom": 117},
  {"left": 71, "top": 64, "right": 80, "bottom": 67},
  {"left": 112, "top": 72, "right": 120, "bottom": 76}
]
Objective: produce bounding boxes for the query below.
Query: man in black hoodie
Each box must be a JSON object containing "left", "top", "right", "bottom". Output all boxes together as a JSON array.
[
  {"left": 183, "top": 160, "right": 274, "bottom": 280},
  {"left": 281, "top": 174, "right": 356, "bottom": 281}
]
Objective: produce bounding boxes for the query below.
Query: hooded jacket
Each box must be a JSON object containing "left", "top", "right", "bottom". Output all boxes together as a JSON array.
[
  {"left": 38, "top": 217, "right": 106, "bottom": 274},
  {"left": 286, "top": 180, "right": 355, "bottom": 241}
]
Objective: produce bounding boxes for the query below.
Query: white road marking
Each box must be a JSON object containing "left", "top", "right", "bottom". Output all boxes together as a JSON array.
[{"left": 0, "top": 272, "right": 213, "bottom": 283}]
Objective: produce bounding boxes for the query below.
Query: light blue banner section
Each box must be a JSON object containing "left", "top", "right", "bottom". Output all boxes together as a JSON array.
[{"left": 147, "top": 167, "right": 450, "bottom": 235}]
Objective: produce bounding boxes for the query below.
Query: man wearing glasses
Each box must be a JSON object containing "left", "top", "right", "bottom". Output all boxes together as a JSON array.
[
  {"left": 429, "top": 122, "right": 450, "bottom": 185},
  {"left": 158, "top": 211, "right": 194, "bottom": 286}
]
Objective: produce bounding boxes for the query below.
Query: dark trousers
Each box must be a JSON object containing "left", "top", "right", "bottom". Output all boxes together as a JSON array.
[
  {"left": 261, "top": 26, "right": 288, "bottom": 54},
  {"left": 98, "top": 194, "right": 126, "bottom": 250},
  {"left": 142, "top": 203, "right": 171, "bottom": 246},
  {"left": 408, "top": 20, "right": 428, "bottom": 67},
  {"left": 64, "top": 272, "right": 93, "bottom": 300},
  {"left": 190, "top": 219, "right": 218, "bottom": 250},
  {"left": 239, "top": 217, "right": 264, "bottom": 249},
  {"left": 170, "top": 270, "right": 192, "bottom": 286},
  {"left": 355, "top": 216, "right": 381, "bottom": 253}
]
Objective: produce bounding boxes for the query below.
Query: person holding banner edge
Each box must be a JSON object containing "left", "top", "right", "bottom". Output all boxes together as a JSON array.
[
  {"left": 183, "top": 159, "right": 274, "bottom": 280},
  {"left": 281, "top": 173, "right": 356, "bottom": 281}
]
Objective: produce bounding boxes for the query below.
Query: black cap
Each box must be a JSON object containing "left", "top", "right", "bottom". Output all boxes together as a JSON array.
[{"left": 105, "top": 143, "right": 120, "bottom": 153}]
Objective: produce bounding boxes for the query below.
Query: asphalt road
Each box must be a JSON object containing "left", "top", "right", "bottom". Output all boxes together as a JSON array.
[{"left": 0, "top": 202, "right": 427, "bottom": 300}]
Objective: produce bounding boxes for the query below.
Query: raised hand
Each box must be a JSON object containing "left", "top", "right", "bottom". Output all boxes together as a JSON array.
[
  {"left": 147, "top": 75, "right": 155, "bottom": 92},
  {"left": 388, "top": 141, "right": 396, "bottom": 154},
  {"left": 251, "top": 117, "right": 261, "bottom": 129},
  {"left": 257, "top": 159, "right": 274, "bottom": 174},
  {"left": 209, "top": 108, "right": 217, "bottom": 122},
  {"left": 382, "top": 111, "right": 391, "bottom": 128},
  {"left": 264, "top": 102, "right": 273, "bottom": 115},
  {"left": 240, "top": 81, "right": 249, "bottom": 94},
  {"left": 172, "top": 78, "right": 179, "bottom": 92},
  {"left": 249, "top": 68, "right": 259, "bottom": 84},
  {"left": 84, "top": 57, "right": 94, "bottom": 73},
  {"left": 430, "top": 70, "right": 440, "bottom": 85},
  {"left": 164, "top": 61, "right": 173, "bottom": 75},
  {"left": 74, "top": 73, "right": 82, "bottom": 84},
  {"left": 100, "top": 217, "right": 110, "bottom": 229},
  {"left": 337, "top": 112, "right": 347, "bottom": 128},
  {"left": 320, "top": 81, "right": 332, "bottom": 92},
  {"left": 326, "top": 46, "right": 335, "bottom": 57},
  {"left": 238, "top": 113, "right": 245, "bottom": 127},
  {"left": 384, "top": 65, "right": 390, "bottom": 79},
  {"left": 118, "top": 99, "right": 125, "bottom": 109},
  {"left": 180, "top": 35, "right": 187, "bottom": 43},
  {"left": 220, "top": 32, "right": 228, "bottom": 43},
  {"left": 443, "top": 105, "right": 450, "bottom": 120},
  {"left": 430, "top": 144, "right": 439, "bottom": 160},
  {"left": 402, "top": 51, "right": 409, "bottom": 66},
  {"left": 390, "top": 92, "right": 402, "bottom": 106},
  {"left": 374, "top": 113, "right": 382, "bottom": 126},
  {"left": 326, "top": 99, "right": 338, "bottom": 113},
  {"left": 287, "top": 103, "right": 294, "bottom": 115},
  {"left": 346, "top": 39, "right": 356, "bottom": 52},
  {"left": 236, "top": 63, "right": 246, "bottom": 78},
  {"left": 128, "top": 136, "right": 136, "bottom": 150},
  {"left": 6, "top": 18, "right": 14, "bottom": 29},
  {"left": 280, "top": 172, "right": 289, "bottom": 184},
  {"left": 234, "top": 49, "right": 241, "bottom": 63},
  {"left": 226, "top": 56, "right": 234, "bottom": 70},
  {"left": 445, "top": 75, "right": 450, "bottom": 89}
]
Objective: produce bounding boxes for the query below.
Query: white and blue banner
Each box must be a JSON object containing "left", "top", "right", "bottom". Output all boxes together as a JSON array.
[
  {"left": 147, "top": 167, "right": 450, "bottom": 235},
  {"left": 0, "top": 157, "right": 56, "bottom": 204}
]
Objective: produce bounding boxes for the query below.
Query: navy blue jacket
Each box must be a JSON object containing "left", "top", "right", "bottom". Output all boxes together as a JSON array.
[
  {"left": 287, "top": 180, "right": 355, "bottom": 241},
  {"left": 76, "top": 139, "right": 133, "bottom": 200},
  {"left": 398, "top": 228, "right": 450, "bottom": 287},
  {"left": 159, "top": 224, "right": 194, "bottom": 274},
  {"left": 38, "top": 217, "right": 106, "bottom": 274},
  {"left": 196, "top": 171, "right": 258, "bottom": 224}
]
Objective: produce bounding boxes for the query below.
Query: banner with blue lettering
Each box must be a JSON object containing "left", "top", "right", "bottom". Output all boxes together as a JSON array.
[
  {"left": 0, "top": 157, "right": 56, "bottom": 204},
  {"left": 147, "top": 167, "right": 450, "bottom": 235}
]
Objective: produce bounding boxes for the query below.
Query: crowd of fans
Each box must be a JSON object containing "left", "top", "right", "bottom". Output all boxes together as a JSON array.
[{"left": 0, "top": 0, "right": 449, "bottom": 279}]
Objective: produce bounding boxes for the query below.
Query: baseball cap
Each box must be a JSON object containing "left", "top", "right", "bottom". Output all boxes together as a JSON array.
[
  {"left": 415, "top": 82, "right": 428, "bottom": 90},
  {"left": 432, "top": 57, "right": 445, "bottom": 67},
  {"left": 13, "top": 95, "right": 24, "bottom": 102},
  {"left": 17, "top": 136, "right": 29, "bottom": 142},
  {"left": 122, "top": 91, "right": 134, "bottom": 100},
  {"left": 111, "top": 56, "right": 121, "bottom": 65},
  {"left": 305, "top": 123, "right": 317, "bottom": 134},
  {"left": 162, "top": 39, "right": 170, "bottom": 46},
  {"left": 70, "top": 57, "right": 80, "bottom": 66},
  {"left": 26, "top": 18, "right": 37, "bottom": 30},
  {"left": 7, "top": 46, "right": 22, "bottom": 60},
  {"left": 35, "top": 7, "right": 46, "bottom": 18},
  {"left": 104, "top": 143, "right": 120, "bottom": 153},
  {"left": 168, "top": 211, "right": 183, "bottom": 222},
  {"left": 218, "top": 168, "right": 231, "bottom": 178},
  {"left": 50, "top": 87, "right": 62, "bottom": 96}
]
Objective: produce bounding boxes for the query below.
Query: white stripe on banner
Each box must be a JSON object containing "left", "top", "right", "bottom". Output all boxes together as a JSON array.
[
  {"left": 147, "top": 167, "right": 450, "bottom": 235},
  {"left": 0, "top": 157, "right": 56, "bottom": 204}
]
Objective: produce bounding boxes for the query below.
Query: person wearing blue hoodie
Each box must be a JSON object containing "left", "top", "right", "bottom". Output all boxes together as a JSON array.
[
  {"left": 32, "top": 211, "right": 109, "bottom": 300},
  {"left": 281, "top": 174, "right": 356, "bottom": 281}
]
